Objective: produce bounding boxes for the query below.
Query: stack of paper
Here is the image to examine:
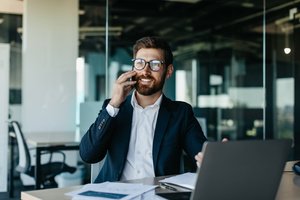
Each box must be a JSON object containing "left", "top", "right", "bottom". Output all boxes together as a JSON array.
[
  {"left": 159, "top": 172, "right": 197, "bottom": 190},
  {"left": 65, "top": 182, "right": 157, "bottom": 200}
]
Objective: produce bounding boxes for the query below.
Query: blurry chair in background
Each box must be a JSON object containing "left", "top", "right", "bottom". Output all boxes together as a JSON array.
[
  {"left": 9, "top": 121, "right": 76, "bottom": 188},
  {"left": 90, "top": 158, "right": 105, "bottom": 183}
]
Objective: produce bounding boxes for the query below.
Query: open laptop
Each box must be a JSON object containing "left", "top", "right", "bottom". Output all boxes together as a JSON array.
[{"left": 156, "top": 139, "right": 292, "bottom": 200}]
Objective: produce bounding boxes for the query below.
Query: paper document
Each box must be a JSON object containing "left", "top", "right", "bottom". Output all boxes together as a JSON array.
[
  {"left": 65, "top": 182, "right": 157, "bottom": 200},
  {"left": 159, "top": 172, "right": 197, "bottom": 190}
]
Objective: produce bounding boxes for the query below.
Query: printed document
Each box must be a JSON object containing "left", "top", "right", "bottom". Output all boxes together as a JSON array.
[{"left": 65, "top": 182, "right": 156, "bottom": 200}]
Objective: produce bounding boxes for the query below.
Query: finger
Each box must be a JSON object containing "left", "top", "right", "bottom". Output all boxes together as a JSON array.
[
  {"left": 195, "top": 153, "right": 203, "bottom": 168},
  {"left": 117, "top": 71, "right": 136, "bottom": 83},
  {"left": 123, "top": 82, "right": 136, "bottom": 91},
  {"left": 222, "top": 138, "right": 229, "bottom": 142},
  {"left": 194, "top": 152, "right": 203, "bottom": 161}
]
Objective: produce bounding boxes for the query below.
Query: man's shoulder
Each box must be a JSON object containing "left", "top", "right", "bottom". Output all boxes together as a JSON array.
[{"left": 162, "top": 95, "right": 193, "bottom": 110}]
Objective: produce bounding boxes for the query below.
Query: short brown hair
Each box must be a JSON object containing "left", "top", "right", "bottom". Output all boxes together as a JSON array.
[{"left": 133, "top": 36, "right": 173, "bottom": 67}]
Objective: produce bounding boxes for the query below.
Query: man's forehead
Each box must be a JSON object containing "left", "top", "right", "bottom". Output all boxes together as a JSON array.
[{"left": 136, "top": 48, "right": 164, "bottom": 58}]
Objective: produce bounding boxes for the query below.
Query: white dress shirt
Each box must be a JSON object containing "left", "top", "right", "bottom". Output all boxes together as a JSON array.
[{"left": 119, "top": 91, "right": 162, "bottom": 181}]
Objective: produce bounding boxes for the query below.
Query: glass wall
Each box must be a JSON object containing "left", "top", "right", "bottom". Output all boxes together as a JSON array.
[
  {"left": 265, "top": 0, "right": 300, "bottom": 158},
  {"left": 107, "top": 0, "right": 266, "bottom": 141},
  {"left": 101, "top": 0, "right": 299, "bottom": 157}
]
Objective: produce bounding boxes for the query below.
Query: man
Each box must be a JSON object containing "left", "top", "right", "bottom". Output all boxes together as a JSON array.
[{"left": 79, "top": 36, "right": 207, "bottom": 183}]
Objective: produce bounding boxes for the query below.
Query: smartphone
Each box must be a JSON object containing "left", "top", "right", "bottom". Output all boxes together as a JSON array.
[
  {"left": 129, "top": 75, "right": 136, "bottom": 82},
  {"left": 129, "top": 67, "right": 136, "bottom": 82}
]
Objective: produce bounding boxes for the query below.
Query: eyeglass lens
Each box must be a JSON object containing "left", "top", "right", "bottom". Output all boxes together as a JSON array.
[{"left": 133, "top": 59, "right": 162, "bottom": 71}]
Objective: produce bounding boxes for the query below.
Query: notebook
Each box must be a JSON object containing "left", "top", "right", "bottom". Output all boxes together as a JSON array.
[{"left": 156, "top": 139, "right": 292, "bottom": 200}]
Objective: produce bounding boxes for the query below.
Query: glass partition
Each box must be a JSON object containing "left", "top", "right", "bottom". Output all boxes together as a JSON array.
[
  {"left": 265, "top": 0, "right": 300, "bottom": 158},
  {"left": 103, "top": 0, "right": 299, "bottom": 157},
  {"left": 107, "top": 0, "right": 265, "bottom": 141}
]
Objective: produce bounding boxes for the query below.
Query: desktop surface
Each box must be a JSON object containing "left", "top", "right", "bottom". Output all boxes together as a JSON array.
[{"left": 21, "top": 171, "right": 300, "bottom": 200}]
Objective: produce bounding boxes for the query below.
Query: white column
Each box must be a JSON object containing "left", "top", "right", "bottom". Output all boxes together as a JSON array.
[
  {"left": 22, "top": 0, "right": 78, "bottom": 132},
  {"left": 0, "top": 43, "right": 10, "bottom": 192}
]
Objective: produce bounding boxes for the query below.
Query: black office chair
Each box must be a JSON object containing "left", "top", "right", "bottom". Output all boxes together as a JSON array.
[{"left": 9, "top": 121, "right": 76, "bottom": 188}]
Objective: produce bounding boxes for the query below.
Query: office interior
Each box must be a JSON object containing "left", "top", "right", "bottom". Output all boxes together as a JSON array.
[{"left": 1, "top": 0, "right": 300, "bottom": 199}]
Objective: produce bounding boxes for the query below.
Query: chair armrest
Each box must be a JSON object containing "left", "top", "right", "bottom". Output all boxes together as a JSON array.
[
  {"left": 29, "top": 149, "right": 67, "bottom": 164},
  {"left": 44, "top": 150, "right": 66, "bottom": 164}
]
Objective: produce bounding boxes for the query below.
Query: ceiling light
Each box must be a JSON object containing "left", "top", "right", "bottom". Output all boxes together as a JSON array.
[
  {"left": 284, "top": 31, "right": 291, "bottom": 55},
  {"left": 284, "top": 48, "right": 291, "bottom": 55}
]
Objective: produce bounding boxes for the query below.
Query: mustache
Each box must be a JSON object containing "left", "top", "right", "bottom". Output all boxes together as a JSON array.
[{"left": 136, "top": 75, "right": 154, "bottom": 81}]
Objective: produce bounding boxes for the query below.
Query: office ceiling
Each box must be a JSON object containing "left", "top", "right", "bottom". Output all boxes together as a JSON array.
[
  {"left": 78, "top": 0, "right": 299, "bottom": 53},
  {"left": 1, "top": 0, "right": 299, "bottom": 53}
]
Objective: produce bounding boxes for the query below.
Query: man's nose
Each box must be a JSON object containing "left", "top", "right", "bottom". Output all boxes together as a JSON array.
[{"left": 143, "top": 62, "right": 152, "bottom": 72}]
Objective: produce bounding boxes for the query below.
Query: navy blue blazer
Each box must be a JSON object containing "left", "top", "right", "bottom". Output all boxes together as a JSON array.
[{"left": 79, "top": 94, "right": 207, "bottom": 183}]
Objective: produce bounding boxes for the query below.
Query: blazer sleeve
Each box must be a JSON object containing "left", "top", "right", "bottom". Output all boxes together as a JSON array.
[
  {"left": 182, "top": 103, "right": 207, "bottom": 161},
  {"left": 79, "top": 99, "right": 114, "bottom": 163}
]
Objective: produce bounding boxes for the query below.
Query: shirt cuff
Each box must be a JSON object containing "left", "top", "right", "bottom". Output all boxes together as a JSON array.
[{"left": 106, "top": 103, "right": 120, "bottom": 117}]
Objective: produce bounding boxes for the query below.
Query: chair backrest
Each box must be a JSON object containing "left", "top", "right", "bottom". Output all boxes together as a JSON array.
[
  {"left": 10, "top": 121, "right": 31, "bottom": 173},
  {"left": 90, "top": 157, "right": 105, "bottom": 183}
]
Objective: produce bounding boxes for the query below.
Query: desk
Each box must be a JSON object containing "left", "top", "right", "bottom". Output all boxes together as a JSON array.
[
  {"left": 10, "top": 131, "right": 79, "bottom": 190},
  {"left": 21, "top": 171, "right": 300, "bottom": 200}
]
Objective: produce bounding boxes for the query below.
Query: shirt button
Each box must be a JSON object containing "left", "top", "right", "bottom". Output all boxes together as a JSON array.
[{"left": 137, "top": 170, "right": 140, "bottom": 174}]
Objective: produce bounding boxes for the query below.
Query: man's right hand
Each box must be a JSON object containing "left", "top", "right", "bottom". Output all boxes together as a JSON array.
[
  {"left": 195, "top": 138, "right": 228, "bottom": 168},
  {"left": 109, "top": 70, "right": 137, "bottom": 108}
]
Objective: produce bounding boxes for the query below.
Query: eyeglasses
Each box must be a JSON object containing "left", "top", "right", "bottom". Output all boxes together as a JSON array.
[{"left": 132, "top": 58, "right": 164, "bottom": 72}]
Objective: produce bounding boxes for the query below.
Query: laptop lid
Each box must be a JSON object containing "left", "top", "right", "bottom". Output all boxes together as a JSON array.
[{"left": 190, "top": 139, "right": 292, "bottom": 200}]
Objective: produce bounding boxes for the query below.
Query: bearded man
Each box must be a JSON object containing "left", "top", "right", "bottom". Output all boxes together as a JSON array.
[{"left": 79, "top": 36, "right": 207, "bottom": 183}]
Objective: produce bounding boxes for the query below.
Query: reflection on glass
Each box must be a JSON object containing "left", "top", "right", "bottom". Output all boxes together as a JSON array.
[{"left": 276, "top": 78, "right": 294, "bottom": 139}]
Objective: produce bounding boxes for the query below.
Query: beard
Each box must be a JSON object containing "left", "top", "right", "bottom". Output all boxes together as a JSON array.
[{"left": 135, "top": 72, "right": 167, "bottom": 96}]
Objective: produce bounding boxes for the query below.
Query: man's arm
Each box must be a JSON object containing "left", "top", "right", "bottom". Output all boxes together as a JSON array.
[
  {"left": 181, "top": 103, "right": 207, "bottom": 169},
  {"left": 79, "top": 100, "right": 114, "bottom": 163},
  {"left": 79, "top": 70, "right": 136, "bottom": 164}
]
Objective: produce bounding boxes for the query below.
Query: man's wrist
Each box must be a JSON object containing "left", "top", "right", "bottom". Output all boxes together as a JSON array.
[{"left": 106, "top": 103, "right": 120, "bottom": 117}]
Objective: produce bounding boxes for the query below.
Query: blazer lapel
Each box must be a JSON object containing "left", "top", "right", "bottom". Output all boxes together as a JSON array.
[{"left": 152, "top": 96, "right": 171, "bottom": 170}]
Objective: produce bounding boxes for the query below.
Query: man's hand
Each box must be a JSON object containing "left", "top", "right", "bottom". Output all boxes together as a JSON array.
[
  {"left": 195, "top": 138, "right": 228, "bottom": 168},
  {"left": 109, "top": 70, "right": 137, "bottom": 108}
]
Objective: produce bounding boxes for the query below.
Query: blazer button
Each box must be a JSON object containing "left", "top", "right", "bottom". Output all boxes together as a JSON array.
[{"left": 98, "top": 119, "right": 105, "bottom": 129}]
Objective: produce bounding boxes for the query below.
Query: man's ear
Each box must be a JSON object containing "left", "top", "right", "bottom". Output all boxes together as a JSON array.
[{"left": 166, "top": 64, "right": 174, "bottom": 79}]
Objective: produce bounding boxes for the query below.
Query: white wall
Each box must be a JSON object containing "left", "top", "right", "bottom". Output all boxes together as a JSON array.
[{"left": 22, "top": 0, "right": 78, "bottom": 132}]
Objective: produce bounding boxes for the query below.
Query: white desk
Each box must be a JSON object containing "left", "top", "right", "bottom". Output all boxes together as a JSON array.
[
  {"left": 21, "top": 171, "right": 300, "bottom": 200},
  {"left": 25, "top": 131, "right": 79, "bottom": 147},
  {"left": 27, "top": 132, "right": 80, "bottom": 189}
]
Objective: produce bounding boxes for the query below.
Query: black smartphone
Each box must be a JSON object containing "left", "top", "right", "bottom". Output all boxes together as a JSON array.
[
  {"left": 129, "top": 66, "right": 136, "bottom": 82},
  {"left": 130, "top": 75, "right": 136, "bottom": 82}
]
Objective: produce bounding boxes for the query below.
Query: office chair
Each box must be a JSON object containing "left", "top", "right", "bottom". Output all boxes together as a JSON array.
[{"left": 9, "top": 121, "right": 76, "bottom": 188}]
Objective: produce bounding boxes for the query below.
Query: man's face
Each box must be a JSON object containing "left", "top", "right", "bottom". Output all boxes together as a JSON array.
[{"left": 134, "top": 48, "right": 169, "bottom": 96}]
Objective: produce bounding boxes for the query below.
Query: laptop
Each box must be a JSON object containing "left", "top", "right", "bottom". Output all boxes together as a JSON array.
[{"left": 156, "top": 139, "right": 292, "bottom": 200}]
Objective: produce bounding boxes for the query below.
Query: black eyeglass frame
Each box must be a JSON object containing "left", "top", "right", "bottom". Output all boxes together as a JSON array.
[{"left": 131, "top": 58, "right": 164, "bottom": 72}]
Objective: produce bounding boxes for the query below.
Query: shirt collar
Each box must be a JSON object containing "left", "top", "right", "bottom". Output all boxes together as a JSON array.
[{"left": 131, "top": 90, "right": 163, "bottom": 109}]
